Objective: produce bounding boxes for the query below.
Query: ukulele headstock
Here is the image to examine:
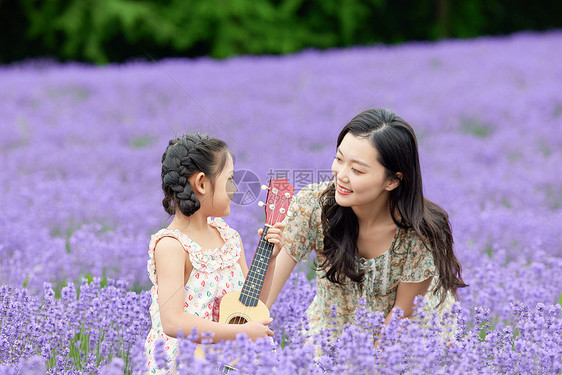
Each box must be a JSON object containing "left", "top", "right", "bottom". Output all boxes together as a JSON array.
[{"left": 260, "top": 178, "right": 294, "bottom": 225}]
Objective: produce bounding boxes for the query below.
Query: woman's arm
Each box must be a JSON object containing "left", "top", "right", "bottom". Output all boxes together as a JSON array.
[
  {"left": 383, "top": 277, "right": 433, "bottom": 325},
  {"left": 263, "top": 247, "right": 297, "bottom": 309},
  {"left": 154, "top": 237, "right": 272, "bottom": 342}
]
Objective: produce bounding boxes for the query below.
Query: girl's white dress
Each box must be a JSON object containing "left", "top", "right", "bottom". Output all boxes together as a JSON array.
[{"left": 144, "top": 217, "right": 245, "bottom": 374}]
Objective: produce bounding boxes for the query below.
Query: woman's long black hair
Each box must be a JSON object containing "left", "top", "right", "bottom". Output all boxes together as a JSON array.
[{"left": 319, "top": 108, "right": 467, "bottom": 303}]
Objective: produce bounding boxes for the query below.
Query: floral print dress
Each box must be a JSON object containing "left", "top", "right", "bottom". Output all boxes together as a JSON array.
[
  {"left": 283, "top": 182, "right": 455, "bottom": 338},
  {"left": 144, "top": 217, "right": 245, "bottom": 374}
]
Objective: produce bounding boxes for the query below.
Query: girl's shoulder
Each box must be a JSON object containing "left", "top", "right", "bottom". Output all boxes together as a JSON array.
[
  {"left": 148, "top": 219, "right": 242, "bottom": 272},
  {"left": 150, "top": 218, "right": 236, "bottom": 250},
  {"left": 147, "top": 228, "right": 192, "bottom": 286}
]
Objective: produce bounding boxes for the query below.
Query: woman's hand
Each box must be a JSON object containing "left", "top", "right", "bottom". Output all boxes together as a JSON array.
[
  {"left": 258, "top": 222, "right": 285, "bottom": 258},
  {"left": 240, "top": 318, "right": 274, "bottom": 340}
]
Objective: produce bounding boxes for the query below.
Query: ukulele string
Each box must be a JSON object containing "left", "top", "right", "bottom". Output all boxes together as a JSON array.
[
  {"left": 251, "top": 192, "right": 290, "bottom": 324},
  {"left": 260, "top": 193, "right": 291, "bottom": 329},
  {"left": 238, "top": 182, "right": 291, "bottom": 331},
  {"left": 238, "top": 185, "right": 276, "bottom": 323},
  {"left": 244, "top": 191, "right": 283, "bottom": 323},
  {"left": 240, "top": 185, "right": 289, "bottom": 325}
]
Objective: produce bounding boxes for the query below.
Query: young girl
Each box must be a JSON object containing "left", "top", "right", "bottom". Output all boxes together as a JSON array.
[
  {"left": 263, "top": 108, "right": 467, "bottom": 339},
  {"left": 145, "top": 133, "right": 284, "bottom": 373}
]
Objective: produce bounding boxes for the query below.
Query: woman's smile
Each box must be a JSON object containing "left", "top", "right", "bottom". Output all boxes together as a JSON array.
[{"left": 336, "top": 183, "right": 353, "bottom": 195}]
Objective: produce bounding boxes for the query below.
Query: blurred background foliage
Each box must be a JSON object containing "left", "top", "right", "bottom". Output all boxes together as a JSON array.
[{"left": 1, "top": 0, "right": 561, "bottom": 64}]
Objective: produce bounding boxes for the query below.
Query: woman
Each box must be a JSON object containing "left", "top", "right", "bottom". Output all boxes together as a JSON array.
[{"left": 262, "top": 108, "right": 467, "bottom": 338}]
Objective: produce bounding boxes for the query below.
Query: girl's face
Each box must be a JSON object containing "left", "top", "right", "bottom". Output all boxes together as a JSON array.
[
  {"left": 209, "top": 153, "right": 236, "bottom": 217},
  {"left": 331, "top": 133, "right": 397, "bottom": 208}
]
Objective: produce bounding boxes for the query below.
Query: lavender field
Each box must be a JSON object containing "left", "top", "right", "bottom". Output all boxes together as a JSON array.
[{"left": 1, "top": 31, "right": 562, "bottom": 374}]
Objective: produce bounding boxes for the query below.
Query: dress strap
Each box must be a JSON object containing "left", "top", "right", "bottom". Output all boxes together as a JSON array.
[{"left": 150, "top": 229, "right": 191, "bottom": 252}]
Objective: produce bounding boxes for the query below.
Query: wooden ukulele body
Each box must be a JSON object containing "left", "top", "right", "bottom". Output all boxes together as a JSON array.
[
  {"left": 218, "top": 291, "right": 270, "bottom": 325},
  {"left": 194, "top": 293, "right": 270, "bottom": 366}
]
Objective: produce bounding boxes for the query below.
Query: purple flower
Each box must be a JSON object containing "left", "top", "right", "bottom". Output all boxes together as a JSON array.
[
  {"left": 152, "top": 339, "right": 168, "bottom": 371},
  {"left": 1, "top": 30, "right": 562, "bottom": 373},
  {"left": 99, "top": 357, "right": 125, "bottom": 375}
]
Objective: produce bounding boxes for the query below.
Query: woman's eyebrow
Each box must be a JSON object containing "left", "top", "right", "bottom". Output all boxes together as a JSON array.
[{"left": 337, "top": 147, "right": 371, "bottom": 168}]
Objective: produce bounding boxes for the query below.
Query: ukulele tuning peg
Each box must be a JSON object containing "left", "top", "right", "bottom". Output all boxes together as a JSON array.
[
  {"left": 261, "top": 185, "right": 270, "bottom": 190},
  {"left": 284, "top": 193, "right": 291, "bottom": 198},
  {"left": 258, "top": 201, "right": 266, "bottom": 207}
]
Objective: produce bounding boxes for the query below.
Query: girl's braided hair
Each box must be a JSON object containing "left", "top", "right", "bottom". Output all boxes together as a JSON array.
[{"left": 161, "top": 133, "right": 230, "bottom": 217}]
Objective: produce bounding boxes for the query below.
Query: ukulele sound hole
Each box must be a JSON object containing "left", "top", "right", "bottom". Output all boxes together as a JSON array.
[{"left": 228, "top": 316, "right": 248, "bottom": 325}]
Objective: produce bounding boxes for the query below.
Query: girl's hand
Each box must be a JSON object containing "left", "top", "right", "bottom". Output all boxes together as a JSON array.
[
  {"left": 258, "top": 222, "right": 285, "bottom": 258},
  {"left": 240, "top": 318, "right": 274, "bottom": 340}
]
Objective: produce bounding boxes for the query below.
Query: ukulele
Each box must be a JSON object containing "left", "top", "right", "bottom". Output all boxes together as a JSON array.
[
  {"left": 194, "top": 178, "right": 294, "bottom": 367},
  {"left": 218, "top": 177, "right": 294, "bottom": 326}
]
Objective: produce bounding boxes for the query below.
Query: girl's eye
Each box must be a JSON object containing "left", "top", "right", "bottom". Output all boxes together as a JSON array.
[
  {"left": 334, "top": 156, "right": 342, "bottom": 162},
  {"left": 352, "top": 168, "right": 362, "bottom": 174}
]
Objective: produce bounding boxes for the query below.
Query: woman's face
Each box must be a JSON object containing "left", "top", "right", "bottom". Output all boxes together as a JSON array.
[{"left": 331, "top": 133, "right": 397, "bottom": 208}]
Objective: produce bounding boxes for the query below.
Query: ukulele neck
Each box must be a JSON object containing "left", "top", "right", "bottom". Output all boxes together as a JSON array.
[{"left": 238, "top": 225, "right": 274, "bottom": 307}]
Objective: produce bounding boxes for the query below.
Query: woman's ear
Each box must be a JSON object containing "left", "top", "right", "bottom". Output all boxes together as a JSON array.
[
  {"left": 385, "top": 172, "right": 403, "bottom": 191},
  {"left": 190, "top": 172, "right": 207, "bottom": 195}
]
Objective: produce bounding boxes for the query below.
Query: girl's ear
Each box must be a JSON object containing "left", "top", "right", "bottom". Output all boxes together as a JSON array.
[
  {"left": 190, "top": 172, "right": 207, "bottom": 195},
  {"left": 385, "top": 172, "right": 403, "bottom": 191}
]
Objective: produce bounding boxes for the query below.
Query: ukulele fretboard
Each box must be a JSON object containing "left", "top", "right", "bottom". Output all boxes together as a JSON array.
[{"left": 239, "top": 226, "right": 274, "bottom": 307}]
